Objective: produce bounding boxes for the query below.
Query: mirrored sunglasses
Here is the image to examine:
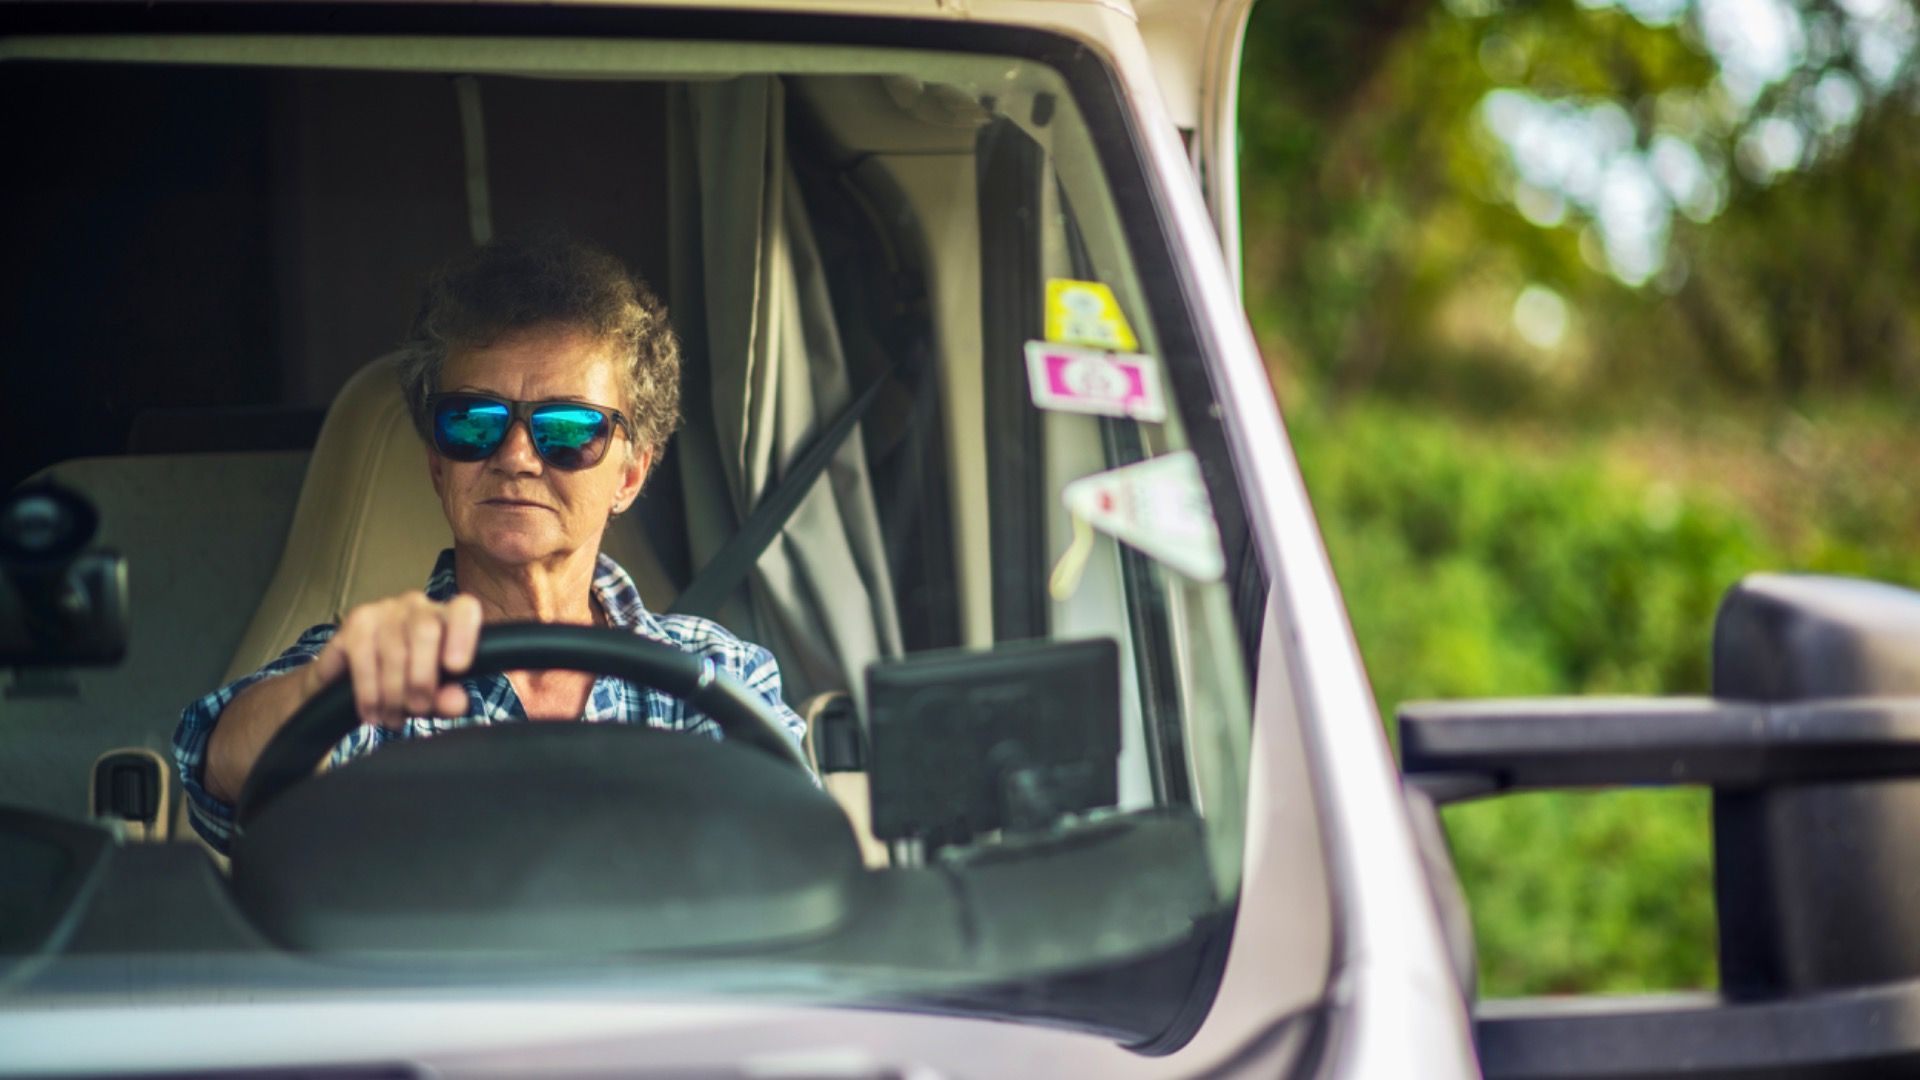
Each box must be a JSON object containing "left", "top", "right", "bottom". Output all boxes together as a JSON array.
[{"left": 427, "top": 392, "right": 633, "bottom": 471}]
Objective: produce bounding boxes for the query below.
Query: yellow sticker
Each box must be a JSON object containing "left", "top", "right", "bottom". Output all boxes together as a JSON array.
[{"left": 1045, "top": 279, "right": 1139, "bottom": 352}]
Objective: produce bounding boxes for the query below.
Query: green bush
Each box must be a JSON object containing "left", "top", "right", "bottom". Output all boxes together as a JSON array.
[
  {"left": 1290, "top": 402, "right": 1920, "bottom": 995},
  {"left": 1288, "top": 403, "right": 1782, "bottom": 996},
  {"left": 1291, "top": 404, "right": 1770, "bottom": 706}
]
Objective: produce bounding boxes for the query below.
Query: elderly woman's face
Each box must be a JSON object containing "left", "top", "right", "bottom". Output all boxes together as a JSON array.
[{"left": 427, "top": 324, "right": 649, "bottom": 567}]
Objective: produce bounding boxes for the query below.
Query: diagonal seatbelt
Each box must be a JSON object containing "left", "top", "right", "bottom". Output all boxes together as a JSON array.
[{"left": 668, "top": 366, "right": 894, "bottom": 618}]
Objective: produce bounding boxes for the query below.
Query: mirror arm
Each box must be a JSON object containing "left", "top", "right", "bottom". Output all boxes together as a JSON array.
[{"left": 1400, "top": 696, "right": 1920, "bottom": 805}]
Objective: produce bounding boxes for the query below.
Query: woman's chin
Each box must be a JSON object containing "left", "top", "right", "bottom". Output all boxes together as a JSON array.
[{"left": 463, "top": 524, "right": 576, "bottom": 566}]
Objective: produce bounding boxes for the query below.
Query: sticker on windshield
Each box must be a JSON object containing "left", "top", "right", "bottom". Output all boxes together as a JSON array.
[
  {"left": 1044, "top": 278, "right": 1139, "bottom": 352},
  {"left": 1025, "top": 342, "right": 1167, "bottom": 422},
  {"left": 1060, "top": 451, "right": 1226, "bottom": 583}
]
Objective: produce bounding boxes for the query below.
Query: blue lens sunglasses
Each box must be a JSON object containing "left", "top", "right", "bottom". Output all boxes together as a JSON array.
[{"left": 426, "top": 392, "right": 635, "bottom": 472}]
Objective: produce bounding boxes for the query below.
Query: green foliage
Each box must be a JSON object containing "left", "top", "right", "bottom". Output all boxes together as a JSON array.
[
  {"left": 1289, "top": 402, "right": 1920, "bottom": 996},
  {"left": 1446, "top": 789, "right": 1718, "bottom": 995},
  {"left": 1290, "top": 404, "right": 1764, "bottom": 709},
  {"left": 1290, "top": 406, "right": 1737, "bottom": 995}
]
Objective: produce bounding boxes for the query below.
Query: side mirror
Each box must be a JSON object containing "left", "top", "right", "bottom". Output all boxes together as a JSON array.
[
  {"left": 0, "top": 483, "right": 129, "bottom": 667},
  {"left": 1712, "top": 574, "right": 1920, "bottom": 999},
  {"left": 1400, "top": 573, "right": 1920, "bottom": 1079}
]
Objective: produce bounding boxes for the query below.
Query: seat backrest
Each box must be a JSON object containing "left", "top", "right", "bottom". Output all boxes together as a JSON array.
[
  {"left": 6, "top": 450, "right": 307, "bottom": 823},
  {"left": 225, "top": 355, "right": 676, "bottom": 682}
]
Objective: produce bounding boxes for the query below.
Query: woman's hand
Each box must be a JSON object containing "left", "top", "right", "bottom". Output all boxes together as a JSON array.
[
  {"left": 205, "top": 591, "right": 483, "bottom": 803},
  {"left": 311, "top": 591, "right": 485, "bottom": 729}
]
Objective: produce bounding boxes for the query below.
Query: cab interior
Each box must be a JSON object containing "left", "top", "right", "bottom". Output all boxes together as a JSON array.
[{"left": 0, "top": 30, "right": 1271, "bottom": 1043}]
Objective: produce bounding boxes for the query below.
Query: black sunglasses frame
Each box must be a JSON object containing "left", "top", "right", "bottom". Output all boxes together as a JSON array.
[{"left": 425, "top": 392, "right": 636, "bottom": 471}]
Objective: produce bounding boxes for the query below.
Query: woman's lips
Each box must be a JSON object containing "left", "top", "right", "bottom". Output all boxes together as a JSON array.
[{"left": 481, "top": 498, "right": 551, "bottom": 511}]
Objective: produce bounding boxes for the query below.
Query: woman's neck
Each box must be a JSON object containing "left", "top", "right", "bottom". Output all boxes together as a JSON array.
[{"left": 452, "top": 544, "right": 600, "bottom": 625}]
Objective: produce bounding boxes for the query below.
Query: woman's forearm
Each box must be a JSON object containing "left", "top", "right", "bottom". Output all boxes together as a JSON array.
[{"left": 204, "top": 664, "right": 323, "bottom": 803}]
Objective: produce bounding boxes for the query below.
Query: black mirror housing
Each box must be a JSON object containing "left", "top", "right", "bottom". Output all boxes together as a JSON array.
[{"left": 1713, "top": 574, "right": 1920, "bottom": 999}]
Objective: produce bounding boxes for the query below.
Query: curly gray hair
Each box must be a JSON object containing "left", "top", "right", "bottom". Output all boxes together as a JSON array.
[{"left": 397, "top": 237, "right": 681, "bottom": 458}]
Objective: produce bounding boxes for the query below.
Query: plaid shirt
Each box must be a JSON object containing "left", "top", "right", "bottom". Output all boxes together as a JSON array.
[{"left": 173, "top": 549, "right": 807, "bottom": 852}]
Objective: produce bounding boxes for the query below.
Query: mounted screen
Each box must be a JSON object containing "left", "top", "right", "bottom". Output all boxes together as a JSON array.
[{"left": 866, "top": 637, "right": 1121, "bottom": 846}]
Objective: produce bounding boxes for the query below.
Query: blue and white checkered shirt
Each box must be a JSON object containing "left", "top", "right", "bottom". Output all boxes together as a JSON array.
[{"left": 173, "top": 548, "right": 807, "bottom": 852}]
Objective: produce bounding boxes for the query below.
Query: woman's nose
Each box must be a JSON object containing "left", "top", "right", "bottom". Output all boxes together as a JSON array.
[{"left": 489, "top": 418, "right": 544, "bottom": 473}]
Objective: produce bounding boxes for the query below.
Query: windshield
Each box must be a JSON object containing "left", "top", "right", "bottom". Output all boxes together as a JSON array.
[{"left": 0, "top": 15, "right": 1308, "bottom": 1055}]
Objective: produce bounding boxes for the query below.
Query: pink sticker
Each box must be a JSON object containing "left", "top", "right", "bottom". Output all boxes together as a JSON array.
[{"left": 1024, "top": 342, "right": 1167, "bottom": 422}]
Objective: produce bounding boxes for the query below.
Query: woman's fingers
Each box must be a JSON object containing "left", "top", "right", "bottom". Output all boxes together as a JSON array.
[
  {"left": 325, "top": 592, "right": 485, "bottom": 728},
  {"left": 342, "top": 622, "right": 383, "bottom": 729},
  {"left": 433, "top": 683, "right": 470, "bottom": 717},
  {"left": 404, "top": 613, "right": 443, "bottom": 716},
  {"left": 373, "top": 612, "right": 410, "bottom": 729},
  {"left": 442, "top": 595, "right": 482, "bottom": 676}
]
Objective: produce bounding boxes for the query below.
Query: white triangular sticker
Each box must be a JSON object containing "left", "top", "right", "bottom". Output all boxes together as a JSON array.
[{"left": 1061, "top": 451, "right": 1226, "bottom": 582}]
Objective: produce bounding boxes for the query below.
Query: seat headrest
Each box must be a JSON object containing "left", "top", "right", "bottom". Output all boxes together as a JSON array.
[{"left": 223, "top": 356, "right": 451, "bottom": 682}]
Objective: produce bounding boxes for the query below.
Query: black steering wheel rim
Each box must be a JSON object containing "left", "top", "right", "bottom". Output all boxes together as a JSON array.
[{"left": 234, "top": 623, "right": 810, "bottom": 829}]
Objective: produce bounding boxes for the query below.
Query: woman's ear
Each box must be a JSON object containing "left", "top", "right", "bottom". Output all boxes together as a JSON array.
[
  {"left": 426, "top": 444, "right": 448, "bottom": 500},
  {"left": 613, "top": 445, "right": 652, "bottom": 514}
]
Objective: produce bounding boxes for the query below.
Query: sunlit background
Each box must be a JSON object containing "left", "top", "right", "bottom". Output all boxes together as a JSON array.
[{"left": 1239, "top": 0, "right": 1920, "bottom": 996}]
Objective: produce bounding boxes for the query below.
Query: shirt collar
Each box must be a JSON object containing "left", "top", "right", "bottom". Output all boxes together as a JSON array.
[{"left": 424, "top": 548, "right": 667, "bottom": 637}]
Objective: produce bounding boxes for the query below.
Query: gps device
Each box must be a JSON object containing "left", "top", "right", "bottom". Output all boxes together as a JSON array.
[{"left": 865, "top": 637, "right": 1121, "bottom": 847}]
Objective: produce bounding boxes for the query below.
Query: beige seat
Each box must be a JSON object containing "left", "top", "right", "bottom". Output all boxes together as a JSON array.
[{"left": 225, "top": 355, "right": 677, "bottom": 681}]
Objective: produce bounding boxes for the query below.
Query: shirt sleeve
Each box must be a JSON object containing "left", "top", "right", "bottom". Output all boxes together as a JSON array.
[
  {"left": 737, "top": 642, "right": 810, "bottom": 751},
  {"left": 738, "top": 644, "right": 822, "bottom": 788},
  {"left": 171, "top": 624, "right": 337, "bottom": 852}
]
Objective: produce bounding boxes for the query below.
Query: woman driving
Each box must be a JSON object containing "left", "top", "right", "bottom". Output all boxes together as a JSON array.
[{"left": 172, "top": 237, "right": 807, "bottom": 853}]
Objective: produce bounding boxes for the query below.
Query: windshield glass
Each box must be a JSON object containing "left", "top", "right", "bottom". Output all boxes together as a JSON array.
[{"left": 0, "top": 22, "right": 1303, "bottom": 1051}]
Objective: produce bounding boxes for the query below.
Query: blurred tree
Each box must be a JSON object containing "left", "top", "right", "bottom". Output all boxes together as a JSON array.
[{"left": 1239, "top": 0, "right": 1920, "bottom": 409}]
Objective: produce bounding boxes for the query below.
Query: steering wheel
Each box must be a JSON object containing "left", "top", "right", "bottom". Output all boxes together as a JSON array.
[{"left": 234, "top": 622, "right": 811, "bottom": 829}]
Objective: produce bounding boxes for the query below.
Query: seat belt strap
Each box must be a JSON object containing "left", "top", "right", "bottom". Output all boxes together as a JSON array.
[{"left": 669, "top": 367, "right": 893, "bottom": 618}]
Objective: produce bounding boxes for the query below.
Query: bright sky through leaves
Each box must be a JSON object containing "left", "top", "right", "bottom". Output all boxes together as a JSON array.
[{"left": 1476, "top": 0, "right": 1915, "bottom": 285}]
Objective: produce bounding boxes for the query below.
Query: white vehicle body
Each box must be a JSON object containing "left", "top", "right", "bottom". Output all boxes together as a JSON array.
[{"left": 0, "top": 1, "right": 1478, "bottom": 1076}]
